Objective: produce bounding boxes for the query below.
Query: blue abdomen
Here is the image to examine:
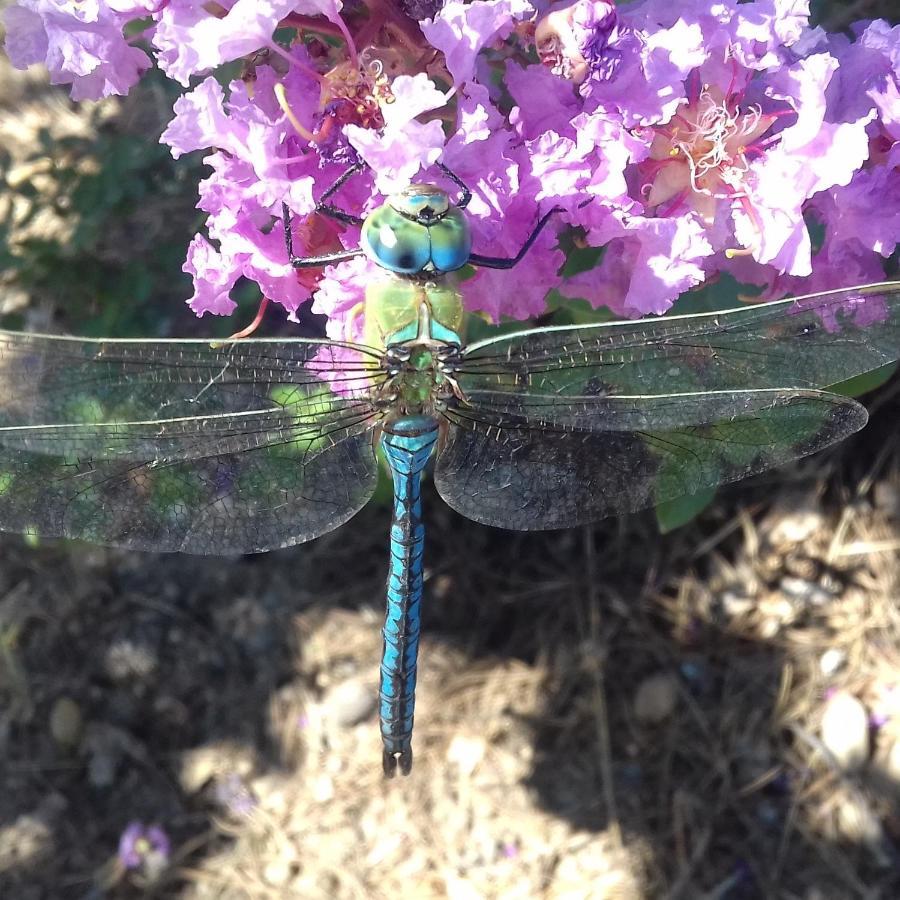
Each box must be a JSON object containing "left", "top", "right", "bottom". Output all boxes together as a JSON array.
[{"left": 378, "top": 415, "right": 440, "bottom": 776}]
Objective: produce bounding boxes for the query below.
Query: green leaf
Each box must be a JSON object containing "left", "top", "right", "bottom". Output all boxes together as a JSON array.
[
  {"left": 668, "top": 273, "right": 760, "bottom": 315},
  {"left": 656, "top": 487, "right": 716, "bottom": 533},
  {"left": 828, "top": 362, "right": 898, "bottom": 398}
]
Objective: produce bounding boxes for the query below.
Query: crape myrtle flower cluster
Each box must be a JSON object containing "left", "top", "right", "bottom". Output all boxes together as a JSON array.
[{"left": 4, "top": 0, "right": 899, "bottom": 338}]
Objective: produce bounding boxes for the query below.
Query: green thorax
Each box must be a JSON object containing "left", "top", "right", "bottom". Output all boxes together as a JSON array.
[
  {"left": 364, "top": 273, "right": 464, "bottom": 349},
  {"left": 395, "top": 347, "right": 440, "bottom": 409}
]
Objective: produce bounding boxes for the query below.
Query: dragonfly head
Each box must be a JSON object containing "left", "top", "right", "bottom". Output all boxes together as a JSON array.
[
  {"left": 361, "top": 184, "right": 472, "bottom": 276},
  {"left": 390, "top": 183, "right": 452, "bottom": 223}
]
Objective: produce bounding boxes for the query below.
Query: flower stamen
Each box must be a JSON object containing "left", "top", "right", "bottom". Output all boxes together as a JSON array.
[
  {"left": 274, "top": 82, "right": 318, "bottom": 142},
  {"left": 640, "top": 78, "right": 783, "bottom": 258}
]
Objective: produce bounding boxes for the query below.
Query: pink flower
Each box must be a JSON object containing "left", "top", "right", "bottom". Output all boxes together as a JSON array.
[
  {"left": 5, "top": 0, "right": 897, "bottom": 327},
  {"left": 3, "top": 0, "right": 150, "bottom": 100}
]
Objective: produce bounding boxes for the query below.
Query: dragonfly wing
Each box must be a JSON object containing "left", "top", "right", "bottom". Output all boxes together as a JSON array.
[
  {"left": 434, "top": 390, "right": 866, "bottom": 529},
  {"left": 0, "top": 331, "right": 384, "bottom": 552},
  {"left": 456, "top": 282, "right": 900, "bottom": 395},
  {"left": 0, "top": 330, "right": 383, "bottom": 426},
  {"left": 0, "top": 413, "right": 380, "bottom": 553}
]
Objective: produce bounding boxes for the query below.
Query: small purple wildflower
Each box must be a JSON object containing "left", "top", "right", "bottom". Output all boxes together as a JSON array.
[
  {"left": 213, "top": 773, "right": 258, "bottom": 817},
  {"left": 117, "top": 821, "right": 171, "bottom": 876}
]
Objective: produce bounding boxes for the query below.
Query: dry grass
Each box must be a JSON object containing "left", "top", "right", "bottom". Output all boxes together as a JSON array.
[{"left": 1, "top": 419, "right": 898, "bottom": 899}]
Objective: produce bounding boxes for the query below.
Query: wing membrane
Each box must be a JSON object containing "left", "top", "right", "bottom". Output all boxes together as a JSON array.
[
  {"left": 0, "top": 422, "right": 379, "bottom": 552},
  {"left": 0, "top": 331, "right": 385, "bottom": 552},
  {"left": 0, "top": 331, "right": 384, "bottom": 425},
  {"left": 435, "top": 391, "right": 866, "bottom": 529},
  {"left": 457, "top": 283, "right": 900, "bottom": 396}
]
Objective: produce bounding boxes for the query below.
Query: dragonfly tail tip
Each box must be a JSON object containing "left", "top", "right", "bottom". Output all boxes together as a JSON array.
[{"left": 382, "top": 748, "right": 413, "bottom": 777}]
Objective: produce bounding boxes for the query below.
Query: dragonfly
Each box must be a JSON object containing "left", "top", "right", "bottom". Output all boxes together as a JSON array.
[{"left": 0, "top": 162, "right": 899, "bottom": 777}]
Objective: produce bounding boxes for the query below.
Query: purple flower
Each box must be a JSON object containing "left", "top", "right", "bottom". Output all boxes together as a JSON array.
[
  {"left": 4, "top": 0, "right": 898, "bottom": 327},
  {"left": 577, "top": 1, "right": 624, "bottom": 81},
  {"left": 346, "top": 74, "right": 451, "bottom": 191},
  {"left": 536, "top": 0, "right": 627, "bottom": 86},
  {"left": 152, "top": 0, "right": 324, "bottom": 87},
  {"left": 560, "top": 211, "right": 712, "bottom": 316},
  {"left": 420, "top": 0, "right": 534, "bottom": 87},
  {"left": 117, "top": 821, "right": 170, "bottom": 875},
  {"left": 3, "top": 0, "right": 151, "bottom": 101}
]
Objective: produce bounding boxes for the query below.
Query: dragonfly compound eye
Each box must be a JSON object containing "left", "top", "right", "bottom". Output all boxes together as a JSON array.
[
  {"left": 362, "top": 203, "right": 433, "bottom": 275},
  {"left": 427, "top": 206, "right": 472, "bottom": 273},
  {"left": 362, "top": 192, "right": 472, "bottom": 275}
]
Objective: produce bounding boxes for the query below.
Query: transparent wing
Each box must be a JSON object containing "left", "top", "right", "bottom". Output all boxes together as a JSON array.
[
  {"left": 0, "top": 332, "right": 385, "bottom": 552},
  {"left": 0, "top": 331, "right": 385, "bottom": 425},
  {"left": 456, "top": 282, "right": 900, "bottom": 395},
  {"left": 435, "top": 390, "right": 866, "bottom": 529}
]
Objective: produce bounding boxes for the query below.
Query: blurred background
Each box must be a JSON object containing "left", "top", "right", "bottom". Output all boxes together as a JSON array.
[{"left": 2, "top": 1, "right": 900, "bottom": 898}]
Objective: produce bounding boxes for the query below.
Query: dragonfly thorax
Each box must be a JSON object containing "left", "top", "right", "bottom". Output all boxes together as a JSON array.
[
  {"left": 379, "top": 341, "right": 459, "bottom": 415},
  {"left": 361, "top": 184, "right": 472, "bottom": 276}
]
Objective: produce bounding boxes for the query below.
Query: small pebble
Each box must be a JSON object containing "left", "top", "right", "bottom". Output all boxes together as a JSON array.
[
  {"left": 179, "top": 745, "right": 256, "bottom": 794},
  {"left": 446, "top": 734, "right": 486, "bottom": 775},
  {"left": 263, "top": 858, "right": 295, "bottom": 887},
  {"left": 311, "top": 773, "right": 334, "bottom": 803},
  {"left": 104, "top": 639, "right": 158, "bottom": 681},
  {"left": 819, "top": 648, "right": 846, "bottom": 676},
  {"left": 49, "top": 697, "right": 83, "bottom": 749},
  {"left": 821, "top": 692, "right": 869, "bottom": 771},
  {"left": 779, "top": 576, "right": 835, "bottom": 607},
  {"left": 634, "top": 673, "right": 678, "bottom": 724},
  {"left": 87, "top": 750, "right": 117, "bottom": 789},
  {"left": 758, "top": 596, "right": 796, "bottom": 639},
  {"left": 766, "top": 497, "right": 824, "bottom": 544},
  {"left": 835, "top": 793, "right": 884, "bottom": 853},
  {"left": 325, "top": 679, "right": 376, "bottom": 728},
  {"left": 719, "top": 589, "right": 754, "bottom": 618},
  {"left": 83, "top": 724, "right": 128, "bottom": 789},
  {"left": 872, "top": 480, "right": 900, "bottom": 518}
]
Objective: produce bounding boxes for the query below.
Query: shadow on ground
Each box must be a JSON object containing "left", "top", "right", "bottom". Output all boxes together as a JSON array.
[{"left": 1, "top": 396, "right": 898, "bottom": 899}]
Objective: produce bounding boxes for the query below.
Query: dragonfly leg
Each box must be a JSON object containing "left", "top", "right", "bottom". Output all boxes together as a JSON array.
[
  {"left": 468, "top": 206, "right": 562, "bottom": 270},
  {"left": 282, "top": 202, "right": 364, "bottom": 268},
  {"left": 437, "top": 162, "right": 472, "bottom": 209},
  {"left": 316, "top": 160, "right": 367, "bottom": 227}
]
